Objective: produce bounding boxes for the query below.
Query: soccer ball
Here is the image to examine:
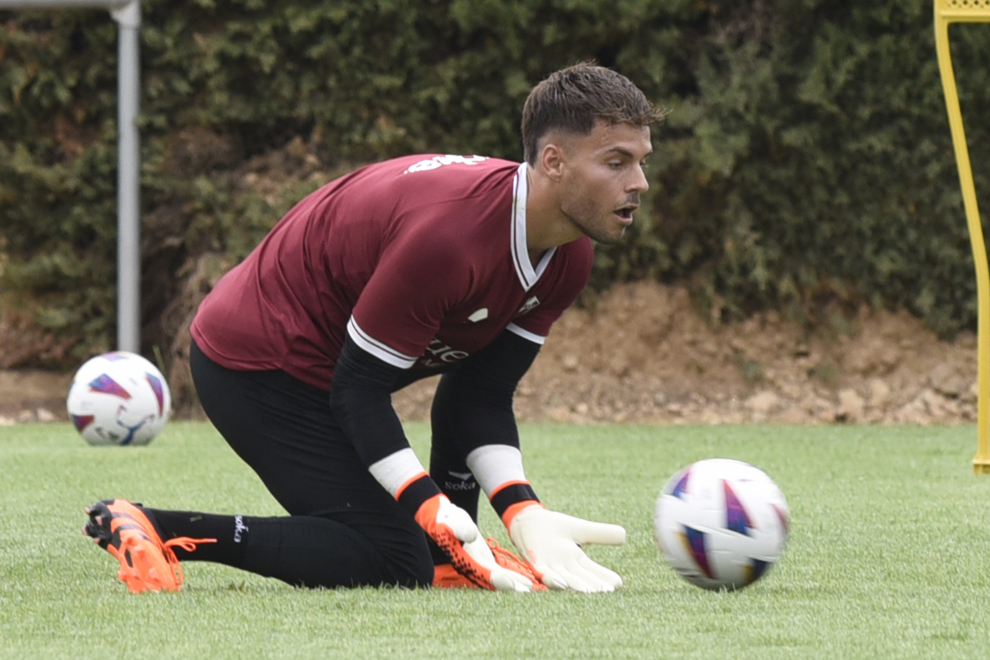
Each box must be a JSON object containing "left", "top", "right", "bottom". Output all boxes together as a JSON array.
[
  {"left": 66, "top": 351, "right": 171, "bottom": 446},
  {"left": 653, "top": 458, "right": 789, "bottom": 591}
]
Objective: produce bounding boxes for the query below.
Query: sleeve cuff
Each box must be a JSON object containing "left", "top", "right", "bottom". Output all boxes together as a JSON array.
[{"left": 370, "top": 448, "right": 441, "bottom": 515}]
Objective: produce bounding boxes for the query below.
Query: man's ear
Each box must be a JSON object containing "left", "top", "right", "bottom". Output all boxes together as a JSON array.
[{"left": 538, "top": 141, "right": 566, "bottom": 183}]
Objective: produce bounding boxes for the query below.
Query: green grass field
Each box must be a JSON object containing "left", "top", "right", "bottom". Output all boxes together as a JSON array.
[{"left": 2, "top": 420, "right": 989, "bottom": 659}]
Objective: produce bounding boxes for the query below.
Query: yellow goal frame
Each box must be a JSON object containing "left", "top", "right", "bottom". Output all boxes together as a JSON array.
[{"left": 935, "top": 0, "right": 990, "bottom": 473}]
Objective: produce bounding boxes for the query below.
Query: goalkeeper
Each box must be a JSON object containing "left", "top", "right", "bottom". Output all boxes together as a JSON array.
[{"left": 82, "top": 62, "right": 663, "bottom": 593}]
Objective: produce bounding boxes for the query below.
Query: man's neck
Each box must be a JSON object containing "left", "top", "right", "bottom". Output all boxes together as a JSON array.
[
  {"left": 524, "top": 164, "right": 579, "bottom": 252},
  {"left": 528, "top": 248, "right": 546, "bottom": 265}
]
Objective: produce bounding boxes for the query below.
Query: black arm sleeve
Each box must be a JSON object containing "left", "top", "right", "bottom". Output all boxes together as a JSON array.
[
  {"left": 430, "top": 330, "right": 541, "bottom": 459},
  {"left": 328, "top": 333, "right": 411, "bottom": 467}
]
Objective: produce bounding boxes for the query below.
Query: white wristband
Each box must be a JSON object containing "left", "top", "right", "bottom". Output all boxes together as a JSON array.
[
  {"left": 368, "top": 448, "right": 427, "bottom": 498},
  {"left": 465, "top": 444, "right": 528, "bottom": 498}
]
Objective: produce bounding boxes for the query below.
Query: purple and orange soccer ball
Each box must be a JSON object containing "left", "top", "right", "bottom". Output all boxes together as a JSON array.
[
  {"left": 66, "top": 351, "right": 172, "bottom": 446},
  {"left": 653, "top": 458, "right": 790, "bottom": 591}
]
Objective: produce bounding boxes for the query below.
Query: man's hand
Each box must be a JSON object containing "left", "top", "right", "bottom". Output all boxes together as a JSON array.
[
  {"left": 508, "top": 504, "right": 625, "bottom": 593},
  {"left": 415, "top": 494, "right": 536, "bottom": 592}
]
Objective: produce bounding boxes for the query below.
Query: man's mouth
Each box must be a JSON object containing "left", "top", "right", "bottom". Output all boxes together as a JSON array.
[{"left": 614, "top": 204, "right": 638, "bottom": 224}]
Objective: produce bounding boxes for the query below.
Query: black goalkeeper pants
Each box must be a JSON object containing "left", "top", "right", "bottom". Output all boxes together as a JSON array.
[{"left": 147, "top": 341, "right": 465, "bottom": 589}]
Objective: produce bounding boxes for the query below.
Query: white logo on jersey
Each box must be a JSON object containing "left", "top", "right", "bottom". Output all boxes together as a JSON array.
[
  {"left": 417, "top": 338, "right": 470, "bottom": 368},
  {"left": 403, "top": 154, "right": 488, "bottom": 174},
  {"left": 517, "top": 296, "right": 540, "bottom": 315},
  {"left": 467, "top": 308, "right": 488, "bottom": 322}
]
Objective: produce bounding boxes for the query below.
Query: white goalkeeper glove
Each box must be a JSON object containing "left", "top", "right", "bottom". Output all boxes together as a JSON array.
[
  {"left": 508, "top": 504, "right": 626, "bottom": 593},
  {"left": 415, "top": 494, "right": 537, "bottom": 592}
]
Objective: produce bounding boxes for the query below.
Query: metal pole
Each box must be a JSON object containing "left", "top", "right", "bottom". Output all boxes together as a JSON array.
[
  {"left": 111, "top": 0, "right": 141, "bottom": 353},
  {"left": 934, "top": 0, "right": 990, "bottom": 473},
  {"left": 0, "top": 0, "right": 141, "bottom": 353}
]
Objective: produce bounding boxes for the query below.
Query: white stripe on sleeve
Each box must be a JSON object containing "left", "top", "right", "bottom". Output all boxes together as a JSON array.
[
  {"left": 506, "top": 323, "right": 546, "bottom": 345},
  {"left": 347, "top": 317, "right": 418, "bottom": 369}
]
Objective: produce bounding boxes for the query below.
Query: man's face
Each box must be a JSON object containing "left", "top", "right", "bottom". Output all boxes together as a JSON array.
[{"left": 555, "top": 122, "right": 653, "bottom": 245}]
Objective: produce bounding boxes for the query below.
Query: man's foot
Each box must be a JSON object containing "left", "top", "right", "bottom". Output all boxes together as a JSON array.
[
  {"left": 83, "top": 499, "right": 215, "bottom": 593},
  {"left": 432, "top": 538, "right": 546, "bottom": 590}
]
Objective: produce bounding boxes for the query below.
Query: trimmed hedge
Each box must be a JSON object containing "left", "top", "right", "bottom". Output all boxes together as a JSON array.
[{"left": 1, "top": 0, "right": 989, "bottom": 366}]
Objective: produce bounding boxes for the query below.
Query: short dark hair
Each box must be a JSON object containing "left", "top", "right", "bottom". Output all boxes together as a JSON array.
[{"left": 521, "top": 62, "right": 665, "bottom": 165}]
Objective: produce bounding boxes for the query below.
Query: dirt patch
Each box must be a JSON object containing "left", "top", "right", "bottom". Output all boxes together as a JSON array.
[
  {"left": 0, "top": 369, "right": 72, "bottom": 424},
  {"left": 394, "top": 281, "right": 977, "bottom": 426},
  {"left": 0, "top": 281, "right": 977, "bottom": 427}
]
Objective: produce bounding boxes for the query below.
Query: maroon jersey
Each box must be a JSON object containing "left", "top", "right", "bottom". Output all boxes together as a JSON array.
[{"left": 191, "top": 155, "right": 593, "bottom": 390}]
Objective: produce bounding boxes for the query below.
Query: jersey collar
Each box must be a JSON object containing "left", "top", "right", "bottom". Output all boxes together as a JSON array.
[{"left": 511, "top": 162, "right": 557, "bottom": 291}]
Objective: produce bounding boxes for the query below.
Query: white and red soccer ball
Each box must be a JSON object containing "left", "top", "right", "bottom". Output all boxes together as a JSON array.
[
  {"left": 66, "top": 351, "right": 171, "bottom": 446},
  {"left": 654, "top": 458, "right": 789, "bottom": 591}
]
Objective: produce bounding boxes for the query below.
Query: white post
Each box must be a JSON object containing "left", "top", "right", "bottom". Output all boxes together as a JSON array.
[{"left": 0, "top": 0, "right": 141, "bottom": 353}]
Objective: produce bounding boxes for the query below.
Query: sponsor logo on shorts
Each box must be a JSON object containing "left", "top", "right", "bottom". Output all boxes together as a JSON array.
[
  {"left": 444, "top": 470, "right": 478, "bottom": 492},
  {"left": 233, "top": 515, "right": 249, "bottom": 543}
]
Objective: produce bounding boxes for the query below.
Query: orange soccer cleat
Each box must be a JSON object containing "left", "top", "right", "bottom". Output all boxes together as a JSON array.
[
  {"left": 83, "top": 499, "right": 215, "bottom": 593},
  {"left": 432, "top": 537, "right": 546, "bottom": 590}
]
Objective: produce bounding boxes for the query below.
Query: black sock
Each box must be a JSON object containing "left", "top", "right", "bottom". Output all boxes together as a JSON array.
[
  {"left": 145, "top": 508, "right": 251, "bottom": 567},
  {"left": 429, "top": 447, "right": 482, "bottom": 566},
  {"left": 147, "top": 510, "right": 426, "bottom": 588}
]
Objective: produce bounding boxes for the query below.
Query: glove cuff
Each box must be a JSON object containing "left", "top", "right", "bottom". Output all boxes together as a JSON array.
[
  {"left": 501, "top": 500, "right": 544, "bottom": 529},
  {"left": 490, "top": 480, "right": 543, "bottom": 527},
  {"left": 396, "top": 472, "right": 442, "bottom": 517}
]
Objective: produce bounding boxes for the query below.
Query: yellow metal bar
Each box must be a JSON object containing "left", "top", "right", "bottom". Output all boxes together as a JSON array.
[{"left": 934, "top": 0, "right": 990, "bottom": 473}]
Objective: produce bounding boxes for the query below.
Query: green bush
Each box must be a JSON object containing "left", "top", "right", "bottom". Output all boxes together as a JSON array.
[{"left": 1, "top": 0, "right": 988, "bottom": 367}]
